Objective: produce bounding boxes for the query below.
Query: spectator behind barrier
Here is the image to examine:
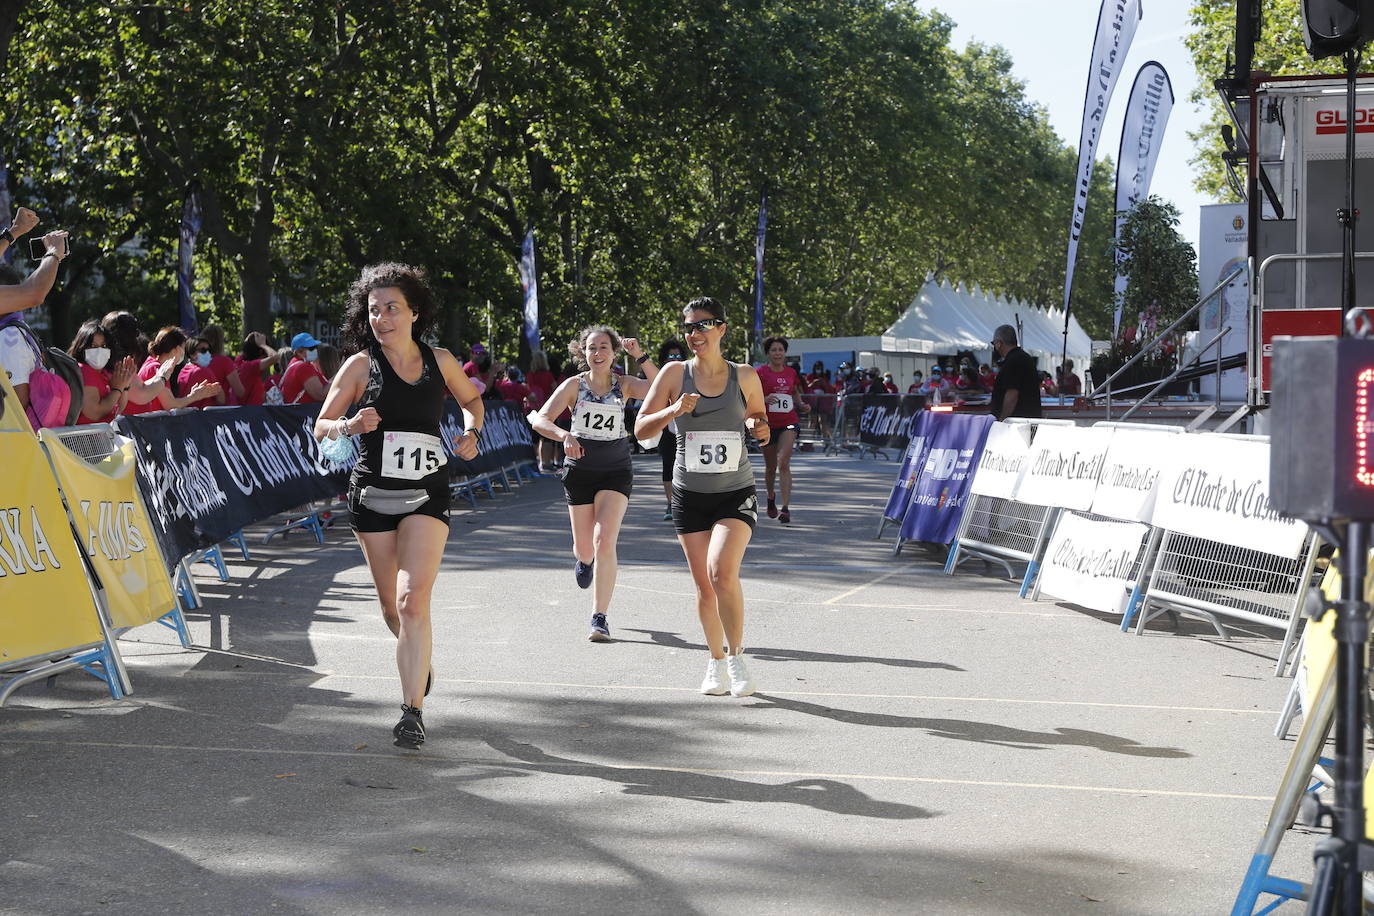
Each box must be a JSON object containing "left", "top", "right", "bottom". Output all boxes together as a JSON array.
[
  {"left": 989, "top": 323, "right": 1042, "bottom": 420},
  {"left": 527, "top": 349, "right": 557, "bottom": 406},
  {"left": 68, "top": 318, "right": 134, "bottom": 424},
  {"left": 234, "top": 331, "right": 274, "bottom": 406},
  {"left": 978, "top": 363, "right": 996, "bottom": 392},
  {"left": 178, "top": 335, "right": 230, "bottom": 408},
  {"left": 1057, "top": 359, "right": 1082, "bottom": 396},
  {"left": 124, "top": 326, "right": 221, "bottom": 415},
  {"left": 280, "top": 331, "right": 328, "bottom": 404},
  {"left": 907, "top": 369, "right": 923, "bottom": 394},
  {"left": 317, "top": 342, "right": 342, "bottom": 382},
  {"left": 195, "top": 323, "right": 240, "bottom": 404},
  {"left": 100, "top": 310, "right": 186, "bottom": 414}
]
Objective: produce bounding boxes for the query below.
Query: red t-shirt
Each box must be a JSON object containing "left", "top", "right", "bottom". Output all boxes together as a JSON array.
[
  {"left": 235, "top": 356, "right": 267, "bottom": 406},
  {"left": 497, "top": 380, "right": 530, "bottom": 404},
  {"left": 208, "top": 353, "right": 237, "bottom": 404},
  {"left": 122, "top": 357, "right": 169, "bottom": 416},
  {"left": 280, "top": 358, "right": 327, "bottom": 404},
  {"left": 526, "top": 370, "right": 555, "bottom": 406},
  {"left": 178, "top": 361, "right": 221, "bottom": 409},
  {"left": 76, "top": 363, "right": 115, "bottom": 424},
  {"left": 756, "top": 364, "right": 802, "bottom": 426}
]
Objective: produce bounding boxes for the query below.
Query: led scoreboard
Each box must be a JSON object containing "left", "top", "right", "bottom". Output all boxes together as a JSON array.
[{"left": 1271, "top": 335, "right": 1374, "bottom": 521}]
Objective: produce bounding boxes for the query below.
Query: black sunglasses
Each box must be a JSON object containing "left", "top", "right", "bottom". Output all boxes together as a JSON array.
[
  {"left": 195, "top": 348, "right": 211, "bottom": 354},
  {"left": 680, "top": 318, "right": 725, "bottom": 335}
]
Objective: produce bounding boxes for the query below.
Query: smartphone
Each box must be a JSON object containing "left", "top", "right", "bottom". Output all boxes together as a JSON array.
[{"left": 29, "top": 236, "right": 68, "bottom": 260}]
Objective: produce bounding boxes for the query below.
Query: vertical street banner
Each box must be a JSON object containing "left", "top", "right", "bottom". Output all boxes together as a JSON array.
[
  {"left": 0, "top": 430, "right": 105, "bottom": 665},
  {"left": 519, "top": 228, "right": 540, "bottom": 358},
  {"left": 753, "top": 191, "right": 768, "bottom": 344},
  {"left": 1112, "top": 61, "right": 1174, "bottom": 332},
  {"left": 1063, "top": 0, "right": 1142, "bottom": 315},
  {"left": 178, "top": 184, "right": 203, "bottom": 333},
  {"left": 38, "top": 432, "right": 178, "bottom": 631},
  {"left": 898, "top": 412, "right": 995, "bottom": 544}
]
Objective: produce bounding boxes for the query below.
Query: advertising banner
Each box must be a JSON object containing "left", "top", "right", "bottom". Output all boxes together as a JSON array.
[
  {"left": 969, "top": 422, "right": 1033, "bottom": 499},
  {"left": 1151, "top": 435, "right": 1308, "bottom": 559},
  {"left": 1113, "top": 62, "right": 1175, "bottom": 328},
  {"left": 519, "top": 229, "right": 540, "bottom": 357},
  {"left": 882, "top": 412, "right": 933, "bottom": 522},
  {"left": 178, "top": 184, "right": 203, "bottom": 333},
  {"left": 39, "top": 432, "right": 177, "bottom": 631},
  {"left": 1037, "top": 512, "right": 1149, "bottom": 613},
  {"left": 1090, "top": 427, "right": 1175, "bottom": 522},
  {"left": 857, "top": 393, "right": 926, "bottom": 450},
  {"left": 1198, "top": 203, "right": 1249, "bottom": 402},
  {"left": 0, "top": 430, "right": 104, "bottom": 663},
  {"left": 1063, "top": 0, "right": 1142, "bottom": 313},
  {"left": 1013, "top": 425, "right": 1114, "bottom": 511},
  {"left": 898, "top": 413, "right": 995, "bottom": 544}
]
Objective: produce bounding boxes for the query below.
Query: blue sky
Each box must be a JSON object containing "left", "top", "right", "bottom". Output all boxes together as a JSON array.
[{"left": 914, "top": 0, "right": 1214, "bottom": 252}]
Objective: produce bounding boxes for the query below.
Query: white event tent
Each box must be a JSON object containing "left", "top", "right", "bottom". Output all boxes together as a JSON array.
[{"left": 787, "top": 276, "right": 1093, "bottom": 382}]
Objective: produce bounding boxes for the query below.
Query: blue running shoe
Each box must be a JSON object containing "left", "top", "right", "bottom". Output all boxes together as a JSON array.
[
  {"left": 588, "top": 613, "right": 610, "bottom": 642},
  {"left": 574, "top": 558, "right": 595, "bottom": 589}
]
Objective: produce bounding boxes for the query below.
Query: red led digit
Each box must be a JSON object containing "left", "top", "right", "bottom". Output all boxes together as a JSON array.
[{"left": 1358, "top": 367, "right": 1374, "bottom": 487}]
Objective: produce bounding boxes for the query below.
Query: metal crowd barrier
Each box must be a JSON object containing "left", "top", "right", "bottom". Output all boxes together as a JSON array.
[{"left": 943, "top": 418, "right": 1075, "bottom": 594}]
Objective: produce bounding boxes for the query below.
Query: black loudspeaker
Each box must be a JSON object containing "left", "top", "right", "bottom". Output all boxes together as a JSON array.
[{"left": 1303, "top": 0, "right": 1374, "bottom": 59}]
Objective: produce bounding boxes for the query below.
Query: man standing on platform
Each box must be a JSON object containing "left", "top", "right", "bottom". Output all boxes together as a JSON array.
[{"left": 989, "top": 324, "right": 1041, "bottom": 420}]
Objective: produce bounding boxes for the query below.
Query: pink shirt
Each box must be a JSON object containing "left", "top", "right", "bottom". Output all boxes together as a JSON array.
[
  {"left": 76, "top": 363, "right": 115, "bottom": 424},
  {"left": 756, "top": 364, "right": 802, "bottom": 426}
]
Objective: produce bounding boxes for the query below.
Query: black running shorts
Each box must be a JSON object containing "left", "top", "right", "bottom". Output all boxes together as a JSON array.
[
  {"left": 348, "top": 485, "right": 451, "bottom": 533},
  {"left": 671, "top": 485, "right": 758, "bottom": 534},
  {"left": 561, "top": 465, "right": 634, "bottom": 506},
  {"left": 768, "top": 424, "right": 798, "bottom": 441}
]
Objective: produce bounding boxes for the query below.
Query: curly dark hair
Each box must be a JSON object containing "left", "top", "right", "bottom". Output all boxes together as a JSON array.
[
  {"left": 100, "top": 310, "right": 145, "bottom": 365},
  {"left": 657, "top": 338, "right": 686, "bottom": 363},
  {"left": 340, "top": 262, "right": 439, "bottom": 353},
  {"left": 568, "top": 325, "right": 622, "bottom": 371}
]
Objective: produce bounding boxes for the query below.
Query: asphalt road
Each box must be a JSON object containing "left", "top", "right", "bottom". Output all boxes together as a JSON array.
[{"left": 0, "top": 451, "right": 1314, "bottom": 915}]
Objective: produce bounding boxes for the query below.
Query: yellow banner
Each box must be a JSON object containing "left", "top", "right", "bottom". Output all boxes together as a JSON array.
[
  {"left": 39, "top": 430, "right": 177, "bottom": 631},
  {"left": 0, "top": 361, "right": 34, "bottom": 434},
  {"left": 0, "top": 430, "right": 103, "bottom": 662}
]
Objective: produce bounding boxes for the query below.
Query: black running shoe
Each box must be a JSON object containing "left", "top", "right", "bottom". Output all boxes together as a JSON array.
[
  {"left": 766, "top": 496, "right": 778, "bottom": 518},
  {"left": 574, "top": 558, "right": 595, "bottom": 589},
  {"left": 588, "top": 613, "right": 610, "bottom": 642},
  {"left": 393, "top": 704, "right": 425, "bottom": 749},
  {"left": 779, "top": 507, "right": 791, "bottom": 524}
]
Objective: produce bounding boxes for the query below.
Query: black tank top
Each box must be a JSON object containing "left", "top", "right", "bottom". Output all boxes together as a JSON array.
[{"left": 351, "top": 342, "right": 449, "bottom": 492}]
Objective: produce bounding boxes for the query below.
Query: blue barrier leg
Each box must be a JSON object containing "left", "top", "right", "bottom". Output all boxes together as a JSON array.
[
  {"left": 228, "top": 529, "right": 250, "bottom": 561},
  {"left": 1231, "top": 853, "right": 1306, "bottom": 915},
  {"left": 156, "top": 604, "right": 193, "bottom": 648},
  {"left": 943, "top": 541, "right": 960, "bottom": 575},
  {"left": 1018, "top": 561, "right": 1039, "bottom": 598},
  {"left": 1120, "top": 585, "right": 1145, "bottom": 632},
  {"left": 199, "top": 545, "right": 228, "bottom": 582}
]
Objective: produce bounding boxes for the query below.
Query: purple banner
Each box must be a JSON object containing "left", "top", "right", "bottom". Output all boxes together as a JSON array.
[
  {"left": 897, "top": 412, "right": 995, "bottom": 544},
  {"left": 519, "top": 228, "right": 539, "bottom": 356},
  {"left": 178, "top": 184, "right": 203, "bottom": 333},
  {"left": 883, "top": 411, "right": 934, "bottom": 522}
]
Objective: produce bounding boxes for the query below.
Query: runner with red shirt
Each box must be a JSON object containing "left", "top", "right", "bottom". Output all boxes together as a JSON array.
[{"left": 756, "top": 335, "right": 808, "bottom": 524}]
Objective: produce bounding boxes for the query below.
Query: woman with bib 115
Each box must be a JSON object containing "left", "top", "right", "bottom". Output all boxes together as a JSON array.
[
  {"left": 314, "top": 263, "right": 483, "bottom": 750},
  {"left": 635, "top": 298, "right": 770, "bottom": 697},
  {"left": 529, "top": 328, "right": 657, "bottom": 642}
]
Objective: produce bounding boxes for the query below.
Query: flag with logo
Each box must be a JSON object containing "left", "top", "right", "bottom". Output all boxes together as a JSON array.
[
  {"left": 1112, "top": 61, "right": 1174, "bottom": 332},
  {"left": 178, "top": 184, "right": 203, "bottom": 333}
]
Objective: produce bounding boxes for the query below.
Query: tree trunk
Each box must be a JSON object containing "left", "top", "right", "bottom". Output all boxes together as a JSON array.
[{"left": 237, "top": 254, "right": 274, "bottom": 338}]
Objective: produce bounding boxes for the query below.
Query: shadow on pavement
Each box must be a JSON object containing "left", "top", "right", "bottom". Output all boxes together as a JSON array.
[{"left": 621, "top": 628, "right": 965, "bottom": 671}]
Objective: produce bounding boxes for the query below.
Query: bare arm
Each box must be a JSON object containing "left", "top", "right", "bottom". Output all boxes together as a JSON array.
[
  {"left": 999, "top": 390, "right": 1019, "bottom": 421},
  {"left": 314, "top": 354, "right": 372, "bottom": 441},
  {"left": 435, "top": 347, "right": 484, "bottom": 460},
  {"left": 620, "top": 338, "right": 657, "bottom": 399},
  {"left": 737, "top": 365, "right": 771, "bottom": 447},
  {"left": 633, "top": 361, "right": 693, "bottom": 439},
  {"left": 528, "top": 376, "right": 580, "bottom": 444}
]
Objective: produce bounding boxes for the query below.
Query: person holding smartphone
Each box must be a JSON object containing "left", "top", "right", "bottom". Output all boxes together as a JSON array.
[
  {"left": 635, "top": 297, "right": 770, "bottom": 698},
  {"left": 528, "top": 328, "right": 657, "bottom": 642}
]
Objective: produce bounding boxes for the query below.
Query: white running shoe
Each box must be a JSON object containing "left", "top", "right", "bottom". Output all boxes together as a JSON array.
[
  {"left": 726, "top": 651, "right": 756, "bottom": 697},
  {"left": 700, "top": 656, "right": 730, "bottom": 695}
]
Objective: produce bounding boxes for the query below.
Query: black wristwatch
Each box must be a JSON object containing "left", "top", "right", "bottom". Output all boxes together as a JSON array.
[
  {"left": 466, "top": 427, "right": 482, "bottom": 443},
  {"left": 0, "top": 227, "right": 13, "bottom": 245},
  {"left": 635, "top": 354, "right": 650, "bottom": 365}
]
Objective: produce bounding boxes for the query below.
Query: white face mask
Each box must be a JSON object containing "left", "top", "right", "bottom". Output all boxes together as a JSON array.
[
  {"left": 195, "top": 352, "right": 213, "bottom": 368},
  {"left": 304, "top": 348, "right": 319, "bottom": 363},
  {"left": 84, "top": 347, "right": 111, "bottom": 370}
]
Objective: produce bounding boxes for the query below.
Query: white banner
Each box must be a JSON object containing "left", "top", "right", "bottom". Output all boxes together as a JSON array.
[
  {"left": 969, "top": 422, "right": 1032, "bottom": 499},
  {"left": 1064, "top": 0, "right": 1142, "bottom": 313},
  {"left": 1090, "top": 427, "right": 1177, "bottom": 522},
  {"left": 1113, "top": 61, "right": 1174, "bottom": 329},
  {"left": 1014, "top": 425, "right": 1114, "bottom": 510},
  {"left": 1039, "top": 512, "right": 1148, "bottom": 613},
  {"left": 1198, "top": 203, "right": 1249, "bottom": 367},
  {"left": 1152, "top": 435, "right": 1309, "bottom": 559}
]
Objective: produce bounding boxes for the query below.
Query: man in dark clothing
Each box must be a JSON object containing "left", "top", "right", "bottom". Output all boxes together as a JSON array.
[{"left": 989, "top": 324, "right": 1041, "bottom": 420}]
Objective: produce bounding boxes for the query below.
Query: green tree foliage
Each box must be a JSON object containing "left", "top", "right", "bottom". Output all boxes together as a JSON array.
[
  {"left": 6, "top": 0, "right": 1122, "bottom": 360},
  {"left": 1115, "top": 195, "right": 1199, "bottom": 336}
]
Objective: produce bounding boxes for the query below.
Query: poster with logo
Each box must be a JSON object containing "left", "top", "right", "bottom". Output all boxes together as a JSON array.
[
  {"left": 1013, "top": 425, "right": 1114, "bottom": 511},
  {"left": 1090, "top": 427, "right": 1178, "bottom": 522},
  {"left": 1198, "top": 203, "right": 1248, "bottom": 399},
  {"left": 1151, "top": 434, "right": 1308, "bottom": 559},
  {"left": 897, "top": 412, "right": 994, "bottom": 544},
  {"left": 0, "top": 430, "right": 105, "bottom": 663},
  {"left": 1037, "top": 512, "right": 1149, "bottom": 613},
  {"left": 39, "top": 431, "right": 177, "bottom": 631},
  {"left": 882, "top": 412, "right": 932, "bottom": 523},
  {"left": 969, "top": 422, "right": 1032, "bottom": 499}
]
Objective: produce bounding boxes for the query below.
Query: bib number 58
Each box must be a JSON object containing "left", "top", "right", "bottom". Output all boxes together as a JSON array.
[{"left": 699, "top": 443, "right": 730, "bottom": 465}]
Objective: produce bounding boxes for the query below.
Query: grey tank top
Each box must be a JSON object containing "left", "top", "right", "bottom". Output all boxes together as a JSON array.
[
  {"left": 673, "top": 361, "right": 756, "bottom": 493},
  {"left": 564, "top": 373, "right": 632, "bottom": 473}
]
